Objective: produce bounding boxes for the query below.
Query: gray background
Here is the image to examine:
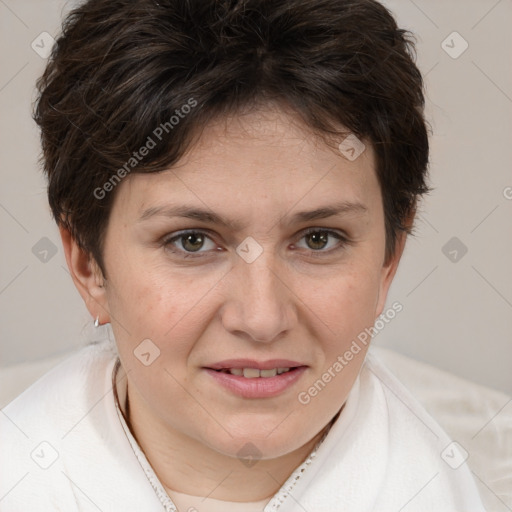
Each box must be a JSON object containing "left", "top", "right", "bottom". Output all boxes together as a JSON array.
[{"left": 1, "top": 0, "right": 511, "bottom": 394}]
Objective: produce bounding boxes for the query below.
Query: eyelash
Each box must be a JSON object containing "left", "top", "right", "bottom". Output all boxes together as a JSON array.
[{"left": 161, "top": 227, "right": 350, "bottom": 259}]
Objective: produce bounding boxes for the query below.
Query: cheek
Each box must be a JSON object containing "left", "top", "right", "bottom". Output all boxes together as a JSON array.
[
  {"left": 106, "top": 262, "right": 219, "bottom": 361},
  {"left": 305, "top": 261, "right": 382, "bottom": 340},
  {"left": 293, "top": 270, "right": 381, "bottom": 426}
]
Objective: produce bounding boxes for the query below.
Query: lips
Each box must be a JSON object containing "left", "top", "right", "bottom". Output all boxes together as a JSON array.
[
  {"left": 205, "top": 359, "right": 305, "bottom": 371},
  {"left": 216, "top": 367, "right": 292, "bottom": 377},
  {"left": 203, "top": 359, "right": 308, "bottom": 398}
]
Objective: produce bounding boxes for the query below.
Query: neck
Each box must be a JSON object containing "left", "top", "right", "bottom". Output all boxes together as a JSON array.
[{"left": 114, "top": 361, "right": 337, "bottom": 503}]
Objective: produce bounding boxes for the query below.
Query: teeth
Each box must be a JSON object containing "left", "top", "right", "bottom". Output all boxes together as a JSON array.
[
  {"left": 243, "top": 368, "right": 261, "bottom": 378},
  {"left": 224, "top": 367, "right": 292, "bottom": 378}
]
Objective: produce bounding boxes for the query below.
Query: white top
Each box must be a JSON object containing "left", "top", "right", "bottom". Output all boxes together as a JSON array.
[
  {"left": 0, "top": 339, "right": 486, "bottom": 511},
  {"left": 111, "top": 356, "right": 335, "bottom": 512},
  {"left": 164, "top": 489, "right": 270, "bottom": 512}
]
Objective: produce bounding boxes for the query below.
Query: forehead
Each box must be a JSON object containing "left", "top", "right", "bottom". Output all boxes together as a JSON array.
[
  {"left": 179, "top": 106, "right": 373, "bottom": 174},
  {"left": 113, "top": 106, "right": 379, "bottom": 219}
]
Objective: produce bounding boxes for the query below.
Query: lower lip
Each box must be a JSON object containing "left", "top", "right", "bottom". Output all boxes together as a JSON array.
[{"left": 203, "top": 367, "right": 307, "bottom": 398}]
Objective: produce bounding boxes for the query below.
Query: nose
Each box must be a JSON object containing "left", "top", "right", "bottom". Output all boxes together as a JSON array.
[{"left": 219, "top": 250, "right": 296, "bottom": 344}]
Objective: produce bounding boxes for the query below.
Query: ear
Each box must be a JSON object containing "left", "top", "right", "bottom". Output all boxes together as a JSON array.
[
  {"left": 59, "top": 225, "right": 110, "bottom": 325},
  {"left": 374, "top": 229, "right": 407, "bottom": 318}
]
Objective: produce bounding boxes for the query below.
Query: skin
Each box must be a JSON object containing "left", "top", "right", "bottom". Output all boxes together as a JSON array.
[{"left": 61, "top": 104, "right": 407, "bottom": 503}]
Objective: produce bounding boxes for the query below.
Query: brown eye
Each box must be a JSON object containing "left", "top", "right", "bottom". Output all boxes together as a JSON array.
[
  {"left": 295, "top": 228, "right": 348, "bottom": 254},
  {"left": 180, "top": 232, "right": 205, "bottom": 252},
  {"left": 305, "top": 231, "right": 330, "bottom": 250},
  {"left": 163, "top": 230, "right": 216, "bottom": 257}
]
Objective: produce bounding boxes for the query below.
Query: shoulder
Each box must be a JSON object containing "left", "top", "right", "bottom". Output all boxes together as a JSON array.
[
  {"left": 2, "top": 340, "right": 117, "bottom": 424},
  {"left": 361, "top": 347, "right": 486, "bottom": 510},
  {"left": 0, "top": 340, "right": 119, "bottom": 510},
  {"left": 0, "top": 339, "right": 168, "bottom": 511}
]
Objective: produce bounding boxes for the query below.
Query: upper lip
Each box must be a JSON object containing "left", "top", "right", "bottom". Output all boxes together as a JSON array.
[{"left": 205, "top": 359, "right": 307, "bottom": 370}]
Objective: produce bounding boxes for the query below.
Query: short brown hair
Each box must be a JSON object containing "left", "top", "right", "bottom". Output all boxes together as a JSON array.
[{"left": 34, "top": 0, "right": 430, "bottom": 276}]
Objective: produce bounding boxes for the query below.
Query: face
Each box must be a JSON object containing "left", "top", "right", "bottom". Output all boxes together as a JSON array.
[{"left": 77, "top": 106, "right": 402, "bottom": 461}]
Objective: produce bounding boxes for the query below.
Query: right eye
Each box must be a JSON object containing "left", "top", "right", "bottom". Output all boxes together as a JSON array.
[{"left": 162, "top": 230, "right": 219, "bottom": 258}]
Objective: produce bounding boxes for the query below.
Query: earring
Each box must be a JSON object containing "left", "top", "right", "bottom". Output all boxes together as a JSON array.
[{"left": 94, "top": 316, "right": 100, "bottom": 328}]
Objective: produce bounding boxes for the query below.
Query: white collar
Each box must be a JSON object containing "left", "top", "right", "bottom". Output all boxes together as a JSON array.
[
  {"left": 111, "top": 357, "right": 343, "bottom": 511},
  {"left": 0, "top": 340, "right": 485, "bottom": 511}
]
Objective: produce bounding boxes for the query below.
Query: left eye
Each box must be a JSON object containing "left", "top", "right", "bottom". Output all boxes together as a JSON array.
[{"left": 294, "top": 228, "right": 345, "bottom": 252}]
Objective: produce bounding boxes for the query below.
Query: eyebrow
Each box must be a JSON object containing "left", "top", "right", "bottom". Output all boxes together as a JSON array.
[{"left": 137, "top": 200, "right": 368, "bottom": 230}]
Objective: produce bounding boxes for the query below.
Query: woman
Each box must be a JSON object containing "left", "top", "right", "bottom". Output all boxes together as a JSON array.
[{"left": 0, "top": 0, "right": 486, "bottom": 510}]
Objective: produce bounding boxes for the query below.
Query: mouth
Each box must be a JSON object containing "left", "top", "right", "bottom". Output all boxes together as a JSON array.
[
  {"left": 212, "top": 366, "right": 297, "bottom": 378},
  {"left": 203, "top": 360, "right": 308, "bottom": 398}
]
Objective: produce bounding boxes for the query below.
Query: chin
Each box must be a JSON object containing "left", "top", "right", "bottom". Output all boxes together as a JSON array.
[{"left": 201, "top": 418, "right": 315, "bottom": 461}]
